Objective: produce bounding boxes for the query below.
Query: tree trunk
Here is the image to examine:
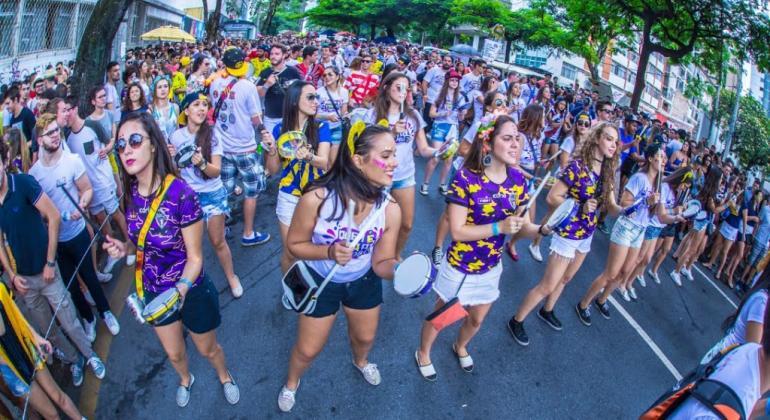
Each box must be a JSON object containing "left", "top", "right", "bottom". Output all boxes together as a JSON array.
[
  {"left": 206, "top": 0, "right": 223, "bottom": 43},
  {"left": 262, "top": 0, "right": 282, "bottom": 35},
  {"left": 202, "top": 0, "right": 209, "bottom": 22},
  {"left": 369, "top": 23, "right": 376, "bottom": 40},
  {"left": 724, "top": 60, "right": 743, "bottom": 159},
  {"left": 587, "top": 60, "right": 600, "bottom": 88},
  {"left": 386, "top": 26, "right": 395, "bottom": 38},
  {"left": 71, "top": 0, "right": 135, "bottom": 104},
  {"left": 629, "top": 20, "right": 653, "bottom": 111}
]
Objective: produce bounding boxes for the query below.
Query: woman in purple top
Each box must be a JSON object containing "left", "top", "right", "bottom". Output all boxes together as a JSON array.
[
  {"left": 415, "top": 115, "right": 548, "bottom": 381},
  {"left": 102, "top": 113, "right": 240, "bottom": 408},
  {"left": 507, "top": 122, "right": 620, "bottom": 345}
]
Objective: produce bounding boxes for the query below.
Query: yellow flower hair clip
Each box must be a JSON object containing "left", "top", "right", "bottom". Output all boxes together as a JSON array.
[{"left": 347, "top": 120, "right": 367, "bottom": 155}]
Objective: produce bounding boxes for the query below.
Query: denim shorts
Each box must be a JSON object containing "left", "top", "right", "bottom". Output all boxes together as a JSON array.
[
  {"left": 391, "top": 175, "right": 416, "bottom": 190},
  {"left": 748, "top": 241, "right": 768, "bottom": 267},
  {"left": 197, "top": 186, "right": 230, "bottom": 221},
  {"left": 661, "top": 223, "right": 677, "bottom": 238},
  {"left": 144, "top": 277, "right": 221, "bottom": 334},
  {"left": 430, "top": 122, "right": 453, "bottom": 143},
  {"left": 221, "top": 151, "right": 266, "bottom": 199},
  {"left": 719, "top": 223, "right": 739, "bottom": 242},
  {"left": 693, "top": 217, "right": 709, "bottom": 232},
  {"left": 610, "top": 216, "right": 645, "bottom": 249},
  {"left": 644, "top": 225, "right": 663, "bottom": 241},
  {"left": 308, "top": 269, "right": 383, "bottom": 318},
  {"left": 329, "top": 125, "right": 343, "bottom": 145}
]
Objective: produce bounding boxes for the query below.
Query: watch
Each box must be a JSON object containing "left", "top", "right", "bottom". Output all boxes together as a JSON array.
[{"left": 46, "top": 260, "right": 56, "bottom": 268}]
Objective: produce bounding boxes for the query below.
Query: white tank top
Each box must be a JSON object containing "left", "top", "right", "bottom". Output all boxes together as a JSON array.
[{"left": 306, "top": 190, "right": 389, "bottom": 283}]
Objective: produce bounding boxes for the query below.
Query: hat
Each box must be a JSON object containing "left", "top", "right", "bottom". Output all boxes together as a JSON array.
[
  {"left": 178, "top": 91, "right": 209, "bottom": 125},
  {"left": 640, "top": 112, "right": 651, "bottom": 120},
  {"left": 624, "top": 114, "right": 640, "bottom": 124},
  {"left": 447, "top": 70, "right": 461, "bottom": 80},
  {"left": 180, "top": 56, "right": 191, "bottom": 67},
  {"left": 223, "top": 48, "right": 248, "bottom": 77},
  {"left": 397, "top": 55, "right": 411, "bottom": 66},
  {"left": 258, "top": 44, "right": 271, "bottom": 52}
]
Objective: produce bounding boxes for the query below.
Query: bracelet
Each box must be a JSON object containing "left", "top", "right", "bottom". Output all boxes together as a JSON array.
[
  {"left": 491, "top": 222, "right": 500, "bottom": 236},
  {"left": 198, "top": 161, "right": 207, "bottom": 171},
  {"left": 538, "top": 225, "right": 549, "bottom": 236},
  {"left": 327, "top": 244, "right": 334, "bottom": 260},
  {"left": 177, "top": 277, "right": 193, "bottom": 290}
]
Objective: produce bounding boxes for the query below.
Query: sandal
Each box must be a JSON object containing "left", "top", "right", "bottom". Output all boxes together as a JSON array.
[
  {"left": 414, "top": 350, "right": 437, "bottom": 382},
  {"left": 452, "top": 343, "right": 474, "bottom": 373}
]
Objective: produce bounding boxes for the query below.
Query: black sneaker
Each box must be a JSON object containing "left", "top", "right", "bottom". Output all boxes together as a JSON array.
[
  {"left": 594, "top": 298, "right": 611, "bottom": 319},
  {"left": 537, "top": 307, "right": 563, "bottom": 331},
  {"left": 507, "top": 318, "right": 529, "bottom": 346},
  {"left": 575, "top": 303, "right": 592, "bottom": 326},
  {"left": 431, "top": 247, "right": 443, "bottom": 266}
]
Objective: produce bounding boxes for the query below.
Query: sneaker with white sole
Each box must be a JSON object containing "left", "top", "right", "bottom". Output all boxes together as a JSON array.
[
  {"left": 528, "top": 243, "right": 543, "bottom": 262},
  {"left": 628, "top": 287, "right": 638, "bottom": 301},
  {"left": 176, "top": 374, "right": 195, "bottom": 407},
  {"left": 618, "top": 288, "right": 631, "bottom": 302},
  {"left": 102, "top": 255, "right": 121, "bottom": 274},
  {"left": 103, "top": 311, "right": 120, "bottom": 336},
  {"left": 439, "top": 184, "right": 448, "bottom": 195},
  {"left": 277, "top": 381, "right": 299, "bottom": 412},
  {"left": 670, "top": 270, "right": 683, "bottom": 287},
  {"left": 241, "top": 231, "right": 271, "bottom": 247},
  {"left": 647, "top": 269, "right": 661, "bottom": 284},
  {"left": 87, "top": 354, "right": 106, "bottom": 379},
  {"left": 354, "top": 361, "right": 381, "bottom": 386},
  {"left": 71, "top": 358, "right": 84, "bottom": 387},
  {"left": 419, "top": 183, "right": 429, "bottom": 196},
  {"left": 637, "top": 275, "right": 646, "bottom": 288},
  {"left": 83, "top": 319, "right": 96, "bottom": 343},
  {"left": 96, "top": 271, "right": 113, "bottom": 283},
  {"left": 682, "top": 267, "right": 694, "bottom": 281}
]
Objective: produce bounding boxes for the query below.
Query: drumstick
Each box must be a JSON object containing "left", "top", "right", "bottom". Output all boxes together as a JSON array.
[
  {"left": 514, "top": 173, "right": 552, "bottom": 217},
  {"left": 346, "top": 199, "right": 356, "bottom": 247},
  {"left": 399, "top": 83, "right": 406, "bottom": 119},
  {"left": 656, "top": 159, "right": 662, "bottom": 195}
]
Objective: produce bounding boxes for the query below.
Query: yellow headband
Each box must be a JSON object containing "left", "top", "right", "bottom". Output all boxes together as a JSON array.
[{"left": 347, "top": 120, "right": 366, "bottom": 155}]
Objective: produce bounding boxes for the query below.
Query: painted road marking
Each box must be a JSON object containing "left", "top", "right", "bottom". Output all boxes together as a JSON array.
[
  {"left": 607, "top": 295, "right": 683, "bottom": 381},
  {"left": 691, "top": 265, "right": 738, "bottom": 309}
]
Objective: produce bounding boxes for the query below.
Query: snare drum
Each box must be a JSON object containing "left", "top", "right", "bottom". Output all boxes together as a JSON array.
[
  {"left": 174, "top": 144, "right": 197, "bottom": 168},
  {"left": 546, "top": 198, "right": 579, "bottom": 233},
  {"left": 142, "top": 288, "right": 182, "bottom": 326},
  {"left": 393, "top": 252, "right": 437, "bottom": 298},
  {"left": 277, "top": 131, "right": 307, "bottom": 160}
]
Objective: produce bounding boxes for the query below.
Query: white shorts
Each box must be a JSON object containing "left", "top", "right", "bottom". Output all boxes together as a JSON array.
[
  {"left": 276, "top": 191, "right": 300, "bottom": 226},
  {"left": 719, "top": 222, "right": 738, "bottom": 241},
  {"left": 89, "top": 188, "right": 119, "bottom": 215},
  {"left": 263, "top": 116, "right": 282, "bottom": 137},
  {"left": 609, "top": 216, "right": 645, "bottom": 249},
  {"left": 549, "top": 234, "right": 593, "bottom": 259},
  {"left": 433, "top": 259, "right": 502, "bottom": 306}
]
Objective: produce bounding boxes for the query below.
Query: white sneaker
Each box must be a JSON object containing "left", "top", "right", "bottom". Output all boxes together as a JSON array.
[
  {"left": 648, "top": 269, "right": 661, "bottom": 284},
  {"left": 83, "top": 319, "right": 96, "bottom": 343},
  {"left": 277, "top": 381, "right": 299, "bottom": 413},
  {"left": 103, "top": 311, "right": 120, "bottom": 336},
  {"left": 83, "top": 289, "right": 96, "bottom": 306},
  {"left": 126, "top": 254, "right": 136, "bottom": 266},
  {"left": 102, "top": 255, "right": 121, "bottom": 274},
  {"left": 637, "top": 275, "right": 647, "bottom": 288},
  {"left": 629, "top": 287, "right": 638, "bottom": 300},
  {"left": 682, "top": 267, "right": 694, "bottom": 281},
  {"left": 619, "top": 288, "right": 631, "bottom": 302},
  {"left": 528, "top": 243, "right": 543, "bottom": 262},
  {"left": 96, "top": 271, "right": 113, "bottom": 283},
  {"left": 670, "top": 270, "right": 683, "bottom": 287},
  {"left": 354, "top": 361, "right": 381, "bottom": 386}
]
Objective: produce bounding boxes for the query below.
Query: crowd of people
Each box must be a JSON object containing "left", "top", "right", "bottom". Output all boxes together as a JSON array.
[{"left": 1, "top": 31, "right": 769, "bottom": 418}]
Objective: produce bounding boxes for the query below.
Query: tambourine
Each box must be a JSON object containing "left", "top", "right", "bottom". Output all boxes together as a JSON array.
[
  {"left": 681, "top": 199, "right": 702, "bottom": 219},
  {"left": 174, "top": 144, "right": 197, "bottom": 168},
  {"left": 277, "top": 131, "right": 308, "bottom": 160},
  {"left": 546, "top": 198, "right": 579, "bottom": 232},
  {"left": 142, "top": 288, "right": 181, "bottom": 326},
  {"left": 433, "top": 139, "right": 459, "bottom": 160}
]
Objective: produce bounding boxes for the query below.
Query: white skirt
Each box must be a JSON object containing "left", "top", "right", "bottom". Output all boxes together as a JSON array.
[
  {"left": 433, "top": 259, "right": 502, "bottom": 306},
  {"left": 276, "top": 191, "right": 300, "bottom": 226}
]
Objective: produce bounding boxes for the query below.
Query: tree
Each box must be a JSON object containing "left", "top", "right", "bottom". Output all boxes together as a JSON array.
[
  {"left": 71, "top": 0, "right": 135, "bottom": 102},
  {"left": 447, "top": 0, "right": 511, "bottom": 29},
  {"left": 607, "top": 0, "right": 770, "bottom": 110},
  {"left": 717, "top": 91, "right": 770, "bottom": 170},
  {"left": 261, "top": 0, "right": 286, "bottom": 34},
  {"left": 205, "top": 0, "right": 224, "bottom": 43}
]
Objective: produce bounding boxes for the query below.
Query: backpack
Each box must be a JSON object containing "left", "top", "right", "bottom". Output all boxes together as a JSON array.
[{"left": 640, "top": 344, "right": 746, "bottom": 420}]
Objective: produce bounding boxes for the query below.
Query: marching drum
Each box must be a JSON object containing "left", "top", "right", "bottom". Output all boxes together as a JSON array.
[
  {"left": 546, "top": 198, "right": 579, "bottom": 233},
  {"left": 141, "top": 288, "right": 182, "bottom": 326},
  {"left": 174, "top": 144, "right": 197, "bottom": 168},
  {"left": 277, "top": 131, "right": 307, "bottom": 160},
  {"left": 434, "top": 139, "right": 459, "bottom": 160},
  {"left": 681, "top": 199, "right": 702, "bottom": 219},
  {"left": 393, "top": 252, "right": 437, "bottom": 298}
]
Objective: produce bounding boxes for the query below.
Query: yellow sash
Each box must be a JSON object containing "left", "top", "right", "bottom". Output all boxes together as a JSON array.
[{"left": 135, "top": 175, "right": 175, "bottom": 300}]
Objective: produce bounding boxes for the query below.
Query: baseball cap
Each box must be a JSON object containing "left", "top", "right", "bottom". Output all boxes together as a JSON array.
[
  {"left": 447, "top": 70, "right": 461, "bottom": 80},
  {"left": 223, "top": 48, "right": 248, "bottom": 77},
  {"left": 624, "top": 114, "right": 640, "bottom": 124}
]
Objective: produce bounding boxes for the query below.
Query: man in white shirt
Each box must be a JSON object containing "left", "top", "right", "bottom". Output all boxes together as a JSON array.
[
  {"left": 460, "top": 59, "right": 484, "bottom": 95},
  {"left": 421, "top": 55, "right": 452, "bottom": 131},
  {"left": 103, "top": 61, "right": 121, "bottom": 123}
]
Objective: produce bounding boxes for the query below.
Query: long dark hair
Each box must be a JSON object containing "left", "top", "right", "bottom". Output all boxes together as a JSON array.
[
  {"left": 374, "top": 72, "right": 418, "bottom": 123},
  {"left": 116, "top": 112, "right": 178, "bottom": 210},
  {"left": 640, "top": 143, "right": 663, "bottom": 190},
  {"left": 434, "top": 76, "right": 459, "bottom": 112},
  {"left": 307, "top": 125, "right": 393, "bottom": 222},
  {"left": 464, "top": 115, "right": 515, "bottom": 173},
  {"left": 518, "top": 103, "right": 544, "bottom": 140},
  {"left": 122, "top": 82, "right": 146, "bottom": 111},
  {"left": 698, "top": 166, "right": 723, "bottom": 211},
  {"left": 187, "top": 102, "right": 213, "bottom": 180},
  {"left": 281, "top": 81, "right": 320, "bottom": 149}
]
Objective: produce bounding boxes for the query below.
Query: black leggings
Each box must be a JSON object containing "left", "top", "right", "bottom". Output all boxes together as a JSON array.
[{"left": 56, "top": 228, "right": 111, "bottom": 322}]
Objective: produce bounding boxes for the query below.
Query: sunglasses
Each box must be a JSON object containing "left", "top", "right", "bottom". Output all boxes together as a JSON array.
[
  {"left": 40, "top": 127, "right": 59, "bottom": 138},
  {"left": 115, "top": 133, "right": 146, "bottom": 153},
  {"left": 600, "top": 108, "right": 613, "bottom": 113},
  {"left": 305, "top": 94, "right": 320, "bottom": 101},
  {"left": 494, "top": 99, "right": 508, "bottom": 107},
  {"left": 576, "top": 120, "right": 591, "bottom": 128},
  {"left": 362, "top": 60, "right": 372, "bottom": 63}
]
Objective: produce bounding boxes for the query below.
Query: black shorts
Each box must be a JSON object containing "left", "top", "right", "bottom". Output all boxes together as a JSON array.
[
  {"left": 308, "top": 269, "right": 383, "bottom": 318},
  {"left": 660, "top": 223, "right": 677, "bottom": 238},
  {"left": 145, "top": 277, "right": 221, "bottom": 334}
]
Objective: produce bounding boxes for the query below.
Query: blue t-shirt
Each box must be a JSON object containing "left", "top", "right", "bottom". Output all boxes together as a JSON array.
[
  {"left": 273, "top": 121, "right": 332, "bottom": 197},
  {"left": 619, "top": 127, "right": 636, "bottom": 164},
  {"left": 0, "top": 174, "right": 48, "bottom": 275}
]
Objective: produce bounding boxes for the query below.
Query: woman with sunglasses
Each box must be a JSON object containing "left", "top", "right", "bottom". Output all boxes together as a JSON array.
[
  {"left": 416, "top": 115, "right": 546, "bottom": 380},
  {"left": 421, "top": 70, "right": 466, "bottom": 196},
  {"left": 277, "top": 124, "right": 400, "bottom": 412},
  {"left": 150, "top": 76, "right": 179, "bottom": 141},
  {"left": 317, "top": 66, "right": 349, "bottom": 164},
  {"left": 120, "top": 82, "right": 149, "bottom": 125},
  {"left": 264, "top": 81, "right": 332, "bottom": 273},
  {"left": 104, "top": 112, "right": 240, "bottom": 408},
  {"left": 345, "top": 55, "right": 380, "bottom": 109},
  {"left": 576, "top": 144, "right": 666, "bottom": 322},
  {"left": 365, "top": 72, "right": 435, "bottom": 257},
  {"left": 508, "top": 123, "right": 620, "bottom": 344},
  {"left": 168, "top": 92, "right": 244, "bottom": 298},
  {"left": 558, "top": 112, "right": 591, "bottom": 170},
  {"left": 506, "top": 82, "right": 526, "bottom": 123}
]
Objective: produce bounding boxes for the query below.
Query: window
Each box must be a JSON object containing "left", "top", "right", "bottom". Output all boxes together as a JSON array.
[
  {"left": 77, "top": 4, "right": 95, "bottom": 46},
  {"left": 612, "top": 62, "right": 626, "bottom": 78},
  {"left": 0, "top": 0, "right": 16, "bottom": 58},
  {"left": 18, "top": 0, "right": 74, "bottom": 54},
  {"left": 627, "top": 71, "right": 637, "bottom": 84},
  {"left": 628, "top": 50, "right": 639, "bottom": 62},
  {"left": 514, "top": 53, "right": 547, "bottom": 69},
  {"left": 561, "top": 63, "right": 578, "bottom": 80},
  {"left": 50, "top": 3, "right": 73, "bottom": 50}
]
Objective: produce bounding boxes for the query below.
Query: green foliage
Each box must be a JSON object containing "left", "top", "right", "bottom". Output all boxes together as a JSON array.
[
  {"left": 717, "top": 91, "right": 770, "bottom": 170},
  {"left": 448, "top": 0, "right": 511, "bottom": 30}
]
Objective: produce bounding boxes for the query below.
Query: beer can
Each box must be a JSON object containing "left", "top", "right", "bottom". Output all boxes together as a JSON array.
[{"left": 125, "top": 293, "right": 146, "bottom": 324}]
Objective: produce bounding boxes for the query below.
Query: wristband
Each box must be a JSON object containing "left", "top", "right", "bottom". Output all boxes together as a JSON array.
[
  {"left": 491, "top": 222, "right": 500, "bottom": 236},
  {"left": 766, "top": 397, "right": 770, "bottom": 417},
  {"left": 177, "top": 277, "right": 193, "bottom": 290},
  {"left": 327, "top": 244, "right": 334, "bottom": 260}
]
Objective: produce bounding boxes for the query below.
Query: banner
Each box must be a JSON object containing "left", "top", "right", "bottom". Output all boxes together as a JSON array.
[{"left": 482, "top": 40, "right": 503, "bottom": 63}]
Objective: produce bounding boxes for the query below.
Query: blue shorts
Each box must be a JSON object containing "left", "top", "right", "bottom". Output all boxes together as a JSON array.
[
  {"left": 308, "top": 269, "right": 383, "bottom": 318},
  {"left": 330, "top": 125, "right": 343, "bottom": 145},
  {"left": 221, "top": 152, "right": 266, "bottom": 199},
  {"left": 610, "top": 216, "right": 645, "bottom": 249},
  {"left": 748, "top": 241, "right": 768, "bottom": 267},
  {"left": 430, "top": 123, "right": 453, "bottom": 143},
  {"left": 391, "top": 175, "right": 416, "bottom": 190},
  {"left": 197, "top": 186, "right": 230, "bottom": 221},
  {"left": 644, "top": 225, "right": 663, "bottom": 240},
  {"left": 693, "top": 218, "right": 709, "bottom": 232}
]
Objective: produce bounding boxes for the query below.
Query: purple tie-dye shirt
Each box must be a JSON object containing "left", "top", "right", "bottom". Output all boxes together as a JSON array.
[
  {"left": 558, "top": 159, "right": 600, "bottom": 240},
  {"left": 446, "top": 166, "right": 530, "bottom": 274},
  {"left": 126, "top": 178, "right": 204, "bottom": 294}
]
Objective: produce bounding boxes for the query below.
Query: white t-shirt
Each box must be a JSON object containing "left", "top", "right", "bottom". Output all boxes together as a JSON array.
[
  {"left": 209, "top": 76, "right": 263, "bottom": 154},
  {"left": 460, "top": 72, "right": 481, "bottom": 95},
  {"left": 432, "top": 93, "right": 467, "bottom": 126},
  {"left": 364, "top": 109, "right": 425, "bottom": 182},
  {"left": 624, "top": 172, "right": 655, "bottom": 226},
  {"left": 424, "top": 67, "right": 447, "bottom": 103},
  {"left": 725, "top": 290, "right": 768, "bottom": 349},
  {"left": 650, "top": 182, "right": 675, "bottom": 228},
  {"left": 520, "top": 132, "right": 544, "bottom": 171},
  {"left": 672, "top": 343, "right": 762, "bottom": 420},
  {"left": 168, "top": 127, "right": 224, "bottom": 193},
  {"left": 104, "top": 82, "right": 121, "bottom": 123},
  {"left": 317, "top": 85, "right": 348, "bottom": 130},
  {"left": 452, "top": 120, "right": 479, "bottom": 170},
  {"left": 509, "top": 96, "right": 527, "bottom": 122},
  {"left": 560, "top": 135, "right": 575, "bottom": 155},
  {"left": 29, "top": 152, "right": 87, "bottom": 242},
  {"left": 66, "top": 125, "right": 116, "bottom": 194},
  {"left": 469, "top": 89, "right": 485, "bottom": 125}
]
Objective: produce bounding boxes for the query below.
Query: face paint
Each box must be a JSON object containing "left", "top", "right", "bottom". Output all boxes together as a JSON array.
[{"left": 373, "top": 159, "right": 388, "bottom": 170}]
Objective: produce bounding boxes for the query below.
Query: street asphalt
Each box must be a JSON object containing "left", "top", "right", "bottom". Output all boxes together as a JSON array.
[{"left": 84, "top": 158, "right": 737, "bottom": 419}]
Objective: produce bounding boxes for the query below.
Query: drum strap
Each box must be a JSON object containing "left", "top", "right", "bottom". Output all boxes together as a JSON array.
[{"left": 135, "top": 175, "right": 175, "bottom": 301}]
